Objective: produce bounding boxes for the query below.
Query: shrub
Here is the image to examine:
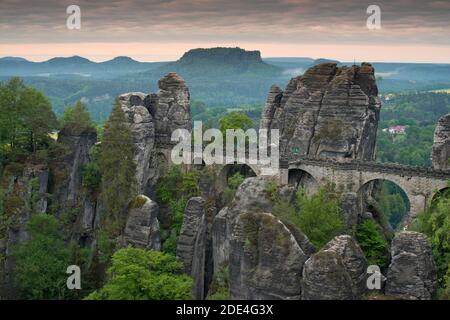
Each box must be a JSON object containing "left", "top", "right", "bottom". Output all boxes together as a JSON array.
[
  {"left": 207, "top": 267, "right": 229, "bottom": 300},
  {"left": 85, "top": 247, "right": 193, "bottom": 300},
  {"left": 12, "top": 214, "right": 71, "bottom": 299},
  {"left": 295, "top": 188, "right": 344, "bottom": 248},
  {"left": 355, "top": 219, "right": 388, "bottom": 266},
  {"left": 155, "top": 166, "right": 200, "bottom": 255},
  {"left": 272, "top": 187, "right": 344, "bottom": 249},
  {"left": 412, "top": 192, "right": 450, "bottom": 295},
  {"left": 222, "top": 172, "right": 245, "bottom": 205}
]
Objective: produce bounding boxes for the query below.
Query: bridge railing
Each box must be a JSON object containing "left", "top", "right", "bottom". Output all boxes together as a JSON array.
[{"left": 288, "top": 156, "right": 450, "bottom": 180}]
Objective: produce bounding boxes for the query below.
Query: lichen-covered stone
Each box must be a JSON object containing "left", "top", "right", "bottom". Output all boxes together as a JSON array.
[
  {"left": 386, "top": 231, "right": 437, "bottom": 300},
  {"left": 122, "top": 195, "right": 161, "bottom": 250},
  {"left": 432, "top": 113, "right": 450, "bottom": 170},
  {"left": 302, "top": 235, "right": 367, "bottom": 300},
  {"left": 229, "top": 212, "right": 308, "bottom": 300},
  {"left": 260, "top": 63, "right": 380, "bottom": 161}
]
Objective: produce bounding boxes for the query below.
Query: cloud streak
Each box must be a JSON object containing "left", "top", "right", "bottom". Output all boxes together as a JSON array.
[{"left": 0, "top": 0, "right": 449, "bottom": 62}]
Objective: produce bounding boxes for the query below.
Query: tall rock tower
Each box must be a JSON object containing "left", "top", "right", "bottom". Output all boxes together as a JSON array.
[
  {"left": 260, "top": 63, "right": 381, "bottom": 161},
  {"left": 118, "top": 73, "right": 192, "bottom": 195},
  {"left": 432, "top": 113, "right": 450, "bottom": 170}
]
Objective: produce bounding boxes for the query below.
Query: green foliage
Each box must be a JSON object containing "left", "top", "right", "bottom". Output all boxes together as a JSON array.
[
  {"left": 207, "top": 267, "right": 229, "bottom": 300},
  {"left": 156, "top": 166, "right": 200, "bottom": 255},
  {"left": 11, "top": 214, "right": 84, "bottom": 299},
  {"left": 412, "top": 192, "right": 450, "bottom": 295},
  {"left": 222, "top": 172, "right": 245, "bottom": 205},
  {"left": 355, "top": 220, "right": 388, "bottom": 266},
  {"left": 272, "top": 187, "right": 344, "bottom": 249},
  {"left": 377, "top": 92, "right": 450, "bottom": 167},
  {"left": 375, "top": 181, "right": 409, "bottom": 229},
  {"left": 0, "top": 78, "right": 58, "bottom": 162},
  {"left": 218, "top": 111, "right": 254, "bottom": 135},
  {"left": 81, "top": 162, "right": 101, "bottom": 191},
  {"left": 294, "top": 188, "right": 344, "bottom": 248},
  {"left": 81, "top": 144, "right": 102, "bottom": 192},
  {"left": 96, "top": 230, "right": 117, "bottom": 265},
  {"left": 85, "top": 247, "right": 193, "bottom": 300},
  {"left": 99, "top": 99, "right": 137, "bottom": 234},
  {"left": 61, "top": 101, "right": 94, "bottom": 130}
]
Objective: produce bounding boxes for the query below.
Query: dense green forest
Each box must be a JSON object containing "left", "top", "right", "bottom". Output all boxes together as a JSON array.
[{"left": 377, "top": 92, "right": 450, "bottom": 166}]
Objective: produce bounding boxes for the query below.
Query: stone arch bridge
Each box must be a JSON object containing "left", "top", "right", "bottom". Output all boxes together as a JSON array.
[
  {"left": 189, "top": 153, "right": 449, "bottom": 219},
  {"left": 284, "top": 157, "right": 450, "bottom": 219}
]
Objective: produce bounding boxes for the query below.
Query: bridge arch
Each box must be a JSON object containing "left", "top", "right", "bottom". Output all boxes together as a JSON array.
[
  {"left": 288, "top": 168, "right": 319, "bottom": 196},
  {"left": 216, "top": 163, "right": 258, "bottom": 193},
  {"left": 357, "top": 178, "right": 411, "bottom": 229},
  {"left": 430, "top": 187, "right": 450, "bottom": 206}
]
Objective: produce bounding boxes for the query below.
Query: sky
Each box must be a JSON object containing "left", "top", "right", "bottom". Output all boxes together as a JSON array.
[{"left": 1, "top": 0, "right": 450, "bottom": 63}]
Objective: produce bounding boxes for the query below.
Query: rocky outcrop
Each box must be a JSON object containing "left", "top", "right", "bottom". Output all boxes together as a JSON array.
[
  {"left": 212, "top": 177, "right": 273, "bottom": 273},
  {"left": 385, "top": 231, "right": 437, "bottom": 300},
  {"left": 53, "top": 126, "right": 97, "bottom": 210},
  {"left": 0, "top": 165, "right": 49, "bottom": 298},
  {"left": 177, "top": 197, "right": 209, "bottom": 299},
  {"left": 118, "top": 93, "right": 156, "bottom": 194},
  {"left": 150, "top": 73, "right": 192, "bottom": 147},
  {"left": 432, "top": 113, "right": 450, "bottom": 170},
  {"left": 121, "top": 195, "right": 161, "bottom": 250},
  {"left": 260, "top": 63, "right": 380, "bottom": 161},
  {"left": 211, "top": 207, "right": 232, "bottom": 273},
  {"left": 302, "top": 235, "right": 368, "bottom": 300},
  {"left": 118, "top": 73, "right": 192, "bottom": 195},
  {"left": 177, "top": 197, "right": 206, "bottom": 274},
  {"left": 340, "top": 192, "right": 359, "bottom": 233},
  {"left": 229, "top": 212, "right": 309, "bottom": 300}
]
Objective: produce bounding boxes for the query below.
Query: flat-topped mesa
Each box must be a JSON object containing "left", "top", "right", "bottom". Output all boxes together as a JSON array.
[
  {"left": 261, "top": 62, "right": 381, "bottom": 161},
  {"left": 432, "top": 113, "right": 450, "bottom": 170}
]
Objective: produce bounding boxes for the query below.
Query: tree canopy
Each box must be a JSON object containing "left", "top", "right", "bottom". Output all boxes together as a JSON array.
[
  {"left": 0, "top": 78, "right": 57, "bottom": 162},
  {"left": 85, "top": 247, "right": 193, "bottom": 300}
]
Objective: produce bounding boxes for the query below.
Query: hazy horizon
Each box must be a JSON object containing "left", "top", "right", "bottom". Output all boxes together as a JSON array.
[{"left": 2, "top": 44, "right": 450, "bottom": 65}]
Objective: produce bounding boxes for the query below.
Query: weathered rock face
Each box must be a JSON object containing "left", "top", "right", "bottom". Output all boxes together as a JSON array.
[
  {"left": 229, "top": 212, "right": 309, "bottom": 300},
  {"left": 260, "top": 63, "right": 380, "bottom": 161},
  {"left": 118, "top": 93, "right": 156, "bottom": 194},
  {"left": 53, "top": 126, "right": 97, "bottom": 210},
  {"left": 177, "top": 197, "right": 209, "bottom": 299},
  {"left": 150, "top": 73, "right": 192, "bottom": 147},
  {"left": 121, "top": 195, "right": 161, "bottom": 250},
  {"left": 212, "top": 177, "right": 273, "bottom": 273},
  {"left": 0, "top": 165, "right": 49, "bottom": 298},
  {"left": 119, "top": 73, "right": 192, "bottom": 195},
  {"left": 211, "top": 207, "right": 232, "bottom": 273},
  {"left": 340, "top": 192, "right": 359, "bottom": 233},
  {"left": 386, "top": 231, "right": 437, "bottom": 300},
  {"left": 177, "top": 197, "right": 206, "bottom": 274},
  {"left": 322, "top": 235, "right": 368, "bottom": 297},
  {"left": 432, "top": 113, "right": 450, "bottom": 170},
  {"left": 302, "top": 235, "right": 368, "bottom": 300}
]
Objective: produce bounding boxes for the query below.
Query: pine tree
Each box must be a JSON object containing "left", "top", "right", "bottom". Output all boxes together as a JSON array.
[
  {"left": 62, "top": 101, "right": 94, "bottom": 130},
  {"left": 99, "top": 99, "right": 136, "bottom": 233}
]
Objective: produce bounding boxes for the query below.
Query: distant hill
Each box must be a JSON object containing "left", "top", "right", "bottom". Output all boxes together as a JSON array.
[
  {"left": 152, "top": 47, "right": 281, "bottom": 77},
  {"left": 2, "top": 49, "right": 450, "bottom": 123},
  {"left": 128, "top": 47, "right": 284, "bottom": 107},
  {"left": 0, "top": 55, "right": 162, "bottom": 78}
]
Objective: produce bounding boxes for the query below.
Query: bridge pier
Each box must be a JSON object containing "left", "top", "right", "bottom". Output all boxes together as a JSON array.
[{"left": 407, "top": 194, "right": 427, "bottom": 220}]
